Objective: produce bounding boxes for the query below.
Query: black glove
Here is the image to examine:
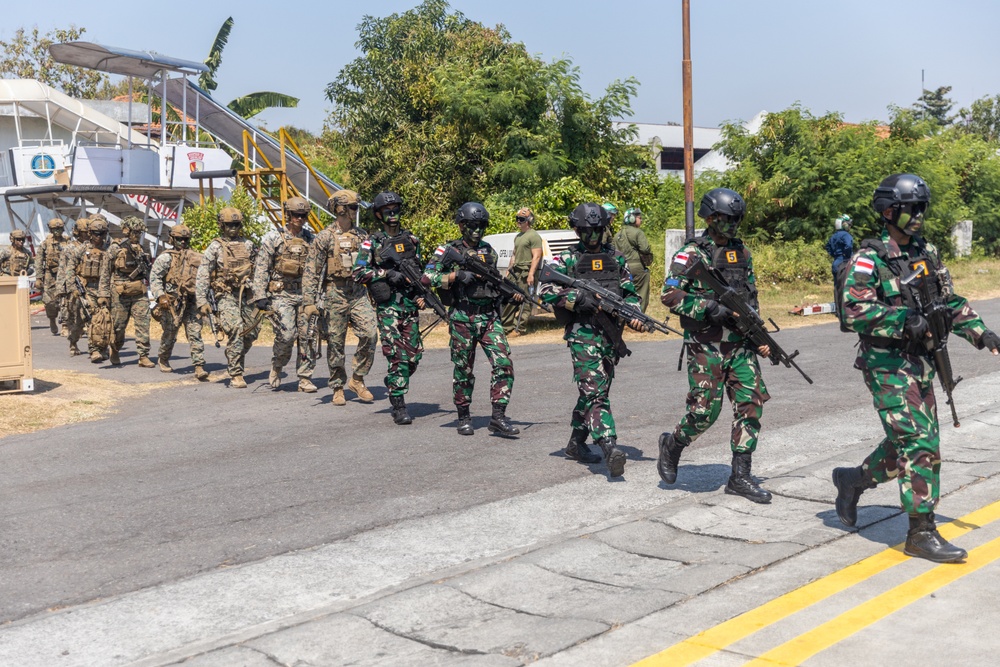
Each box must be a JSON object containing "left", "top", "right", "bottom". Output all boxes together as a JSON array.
[
  {"left": 254, "top": 298, "right": 270, "bottom": 311},
  {"left": 453, "top": 270, "right": 475, "bottom": 285},
  {"left": 384, "top": 270, "right": 407, "bottom": 288},
  {"left": 704, "top": 300, "right": 733, "bottom": 326},
  {"left": 981, "top": 329, "right": 1000, "bottom": 352},
  {"left": 903, "top": 311, "right": 930, "bottom": 341},
  {"left": 573, "top": 290, "right": 598, "bottom": 315}
]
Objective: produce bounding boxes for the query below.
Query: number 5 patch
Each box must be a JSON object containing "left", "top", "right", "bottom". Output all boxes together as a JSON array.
[
  {"left": 395, "top": 243, "right": 406, "bottom": 253},
  {"left": 591, "top": 259, "right": 603, "bottom": 271},
  {"left": 726, "top": 250, "right": 739, "bottom": 263}
]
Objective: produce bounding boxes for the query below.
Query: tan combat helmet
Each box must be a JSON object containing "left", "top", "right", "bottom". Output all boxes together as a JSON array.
[
  {"left": 169, "top": 224, "right": 193, "bottom": 239},
  {"left": 90, "top": 213, "right": 109, "bottom": 226},
  {"left": 284, "top": 196, "right": 311, "bottom": 218},
  {"left": 9, "top": 229, "right": 27, "bottom": 241},
  {"left": 217, "top": 207, "right": 243, "bottom": 224},
  {"left": 48, "top": 217, "right": 65, "bottom": 231},
  {"left": 88, "top": 218, "right": 109, "bottom": 234},
  {"left": 327, "top": 189, "right": 360, "bottom": 217},
  {"left": 74, "top": 218, "right": 91, "bottom": 238}
]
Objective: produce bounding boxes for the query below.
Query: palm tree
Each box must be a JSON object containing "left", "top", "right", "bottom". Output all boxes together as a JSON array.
[{"left": 199, "top": 17, "right": 299, "bottom": 119}]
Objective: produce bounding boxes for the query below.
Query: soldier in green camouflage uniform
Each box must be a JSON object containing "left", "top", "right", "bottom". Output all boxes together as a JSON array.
[
  {"left": 539, "top": 202, "right": 646, "bottom": 477},
  {"left": 56, "top": 218, "right": 90, "bottom": 356},
  {"left": 352, "top": 191, "right": 425, "bottom": 425},
  {"left": 149, "top": 224, "right": 209, "bottom": 380},
  {"left": 101, "top": 216, "right": 154, "bottom": 367},
  {"left": 833, "top": 173, "right": 1000, "bottom": 563},
  {"left": 196, "top": 207, "right": 259, "bottom": 388},
  {"left": 65, "top": 217, "right": 111, "bottom": 363},
  {"left": 657, "top": 188, "right": 774, "bottom": 503},
  {"left": 423, "top": 202, "right": 520, "bottom": 437},
  {"left": 0, "top": 229, "right": 34, "bottom": 277},
  {"left": 35, "top": 218, "right": 66, "bottom": 335},
  {"left": 252, "top": 197, "right": 317, "bottom": 393},
  {"left": 302, "top": 190, "right": 377, "bottom": 406}
]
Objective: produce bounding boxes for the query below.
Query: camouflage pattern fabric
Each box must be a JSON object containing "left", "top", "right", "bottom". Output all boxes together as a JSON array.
[
  {"left": 36, "top": 234, "right": 65, "bottom": 322},
  {"left": 353, "top": 231, "right": 425, "bottom": 396},
  {"left": 539, "top": 243, "right": 641, "bottom": 440},
  {"left": 302, "top": 224, "right": 377, "bottom": 389},
  {"left": 196, "top": 237, "right": 259, "bottom": 377},
  {"left": 0, "top": 245, "right": 34, "bottom": 276},
  {"left": 842, "top": 227, "right": 991, "bottom": 515},
  {"left": 424, "top": 238, "right": 514, "bottom": 408},
  {"left": 252, "top": 227, "right": 315, "bottom": 379},
  {"left": 101, "top": 241, "right": 151, "bottom": 358},
  {"left": 64, "top": 243, "right": 108, "bottom": 356},
  {"left": 150, "top": 252, "right": 205, "bottom": 368},
  {"left": 58, "top": 240, "right": 88, "bottom": 349}
]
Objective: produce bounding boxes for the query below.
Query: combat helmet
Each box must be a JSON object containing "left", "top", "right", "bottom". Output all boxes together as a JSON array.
[
  {"left": 284, "top": 196, "right": 311, "bottom": 217},
  {"left": 122, "top": 216, "right": 145, "bottom": 233},
  {"left": 327, "top": 189, "right": 360, "bottom": 216},
  {"left": 48, "top": 218, "right": 65, "bottom": 231},
  {"left": 624, "top": 207, "right": 642, "bottom": 226},
  {"left": 698, "top": 187, "right": 745, "bottom": 239},
  {"left": 872, "top": 173, "right": 930, "bottom": 236}
]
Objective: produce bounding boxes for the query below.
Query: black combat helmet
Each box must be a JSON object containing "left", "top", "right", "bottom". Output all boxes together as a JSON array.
[
  {"left": 455, "top": 202, "right": 489, "bottom": 225},
  {"left": 569, "top": 202, "right": 610, "bottom": 229},
  {"left": 872, "top": 174, "right": 930, "bottom": 235},
  {"left": 373, "top": 191, "right": 404, "bottom": 234},
  {"left": 373, "top": 191, "right": 403, "bottom": 213},
  {"left": 698, "top": 188, "right": 745, "bottom": 239}
]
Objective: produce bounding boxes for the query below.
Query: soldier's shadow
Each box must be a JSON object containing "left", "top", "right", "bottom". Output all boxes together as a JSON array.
[
  {"left": 373, "top": 401, "right": 446, "bottom": 419},
  {"left": 656, "top": 463, "right": 732, "bottom": 493}
]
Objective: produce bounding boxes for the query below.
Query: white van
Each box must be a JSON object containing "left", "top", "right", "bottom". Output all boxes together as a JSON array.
[{"left": 484, "top": 229, "right": 579, "bottom": 275}]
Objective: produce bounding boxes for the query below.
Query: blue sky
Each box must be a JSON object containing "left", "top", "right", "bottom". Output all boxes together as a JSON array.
[{"left": 4, "top": 0, "right": 999, "bottom": 133}]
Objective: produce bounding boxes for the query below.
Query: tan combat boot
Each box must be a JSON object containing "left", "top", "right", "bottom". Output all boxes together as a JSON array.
[
  {"left": 158, "top": 358, "right": 172, "bottom": 373},
  {"left": 137, "top": 356, "right": 155, "bottom": 368},
  {"left": 109, "top": 347, "right": 121, "bottom": 365},
  {"left": 332, "top": 387, "right": 346, "bottom": 406},
  {"left": 90, "top": 350, "right": 103, "bottom": 364},
  {"left": 347, "top": 374, "right": 374, "bottom": 403},
  {"left": 230, "top": 375, "right": 247, "bottom": 389},
  {"left": 298, "top": 378, "right": 318, "bottom": 393},
  {"left": 268, "top": 366, "right": 283, "bottom": 389},
  {"left": 69, "top": 344, "right": 80, "bottom": 356},
  {"left": 194, "top": 366, "right": 209, "bottom": 381}
]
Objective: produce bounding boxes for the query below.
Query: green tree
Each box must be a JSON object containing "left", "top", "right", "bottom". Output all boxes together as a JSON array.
[
  {"left": 324, "top": 0, "right": 649, "bottom": 219},
  {"left": 913, "top": 85, "right": 955, "bottom": 127},
  {"left": 182, "top": 187, "right": 267, "bottom": 252},
  {"left": 958, "top": 94, "right": 1000, "bottom": 144},
  {"left": 0, "top": 26, "right": 108, "bottom": 98},
  {"left": 199, "top": 17, "right": 299, "bottom": 119}
]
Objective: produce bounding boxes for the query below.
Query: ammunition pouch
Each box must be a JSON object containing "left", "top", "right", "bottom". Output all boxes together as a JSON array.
[
  {"left": 89, "top": 306, "right": 113, "bottom": 348},
  {"left": 114, "top": 279, "right": 146, "bottom": 298},
  {"left": 368, "top": 280, "right": 393, "bottom": 304}
]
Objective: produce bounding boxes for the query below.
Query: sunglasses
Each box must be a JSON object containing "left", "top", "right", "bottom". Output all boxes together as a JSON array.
[
  {"left": 289, "top": 212, "right": 308, "bottom": 218},
  {"left": 516, "top": 216, "right": 530, "bottom": 223},
  {"left": 345, "top": 203, "right": 360, "bottom": 211}
]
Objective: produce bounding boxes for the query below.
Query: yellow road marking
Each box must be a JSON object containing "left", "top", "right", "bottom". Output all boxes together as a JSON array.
[
  {"left": 747, "top": 533, "right": 1000, "bottom": 666},
  {"left": 630, "top": 500, "right": 1000, "bottom": 667}
]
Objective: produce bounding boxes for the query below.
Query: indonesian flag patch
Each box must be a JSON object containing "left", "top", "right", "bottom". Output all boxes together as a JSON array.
[
  {"left": 361, "top": 240, "right": 371, "bottom": 250},
  {"left": 673, "top": 251, "right": 690, "bottom": 266},
  {"left": 854, "top": 257, "right": 875, "bottom": 275},
  {"left": 433, "top": 245, "right": 446, "bottom": 258}
]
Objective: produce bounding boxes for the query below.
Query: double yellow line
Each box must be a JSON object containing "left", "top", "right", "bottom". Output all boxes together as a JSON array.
[{"left": 632, "top": 500, "right": 1000, "bottom": 667}]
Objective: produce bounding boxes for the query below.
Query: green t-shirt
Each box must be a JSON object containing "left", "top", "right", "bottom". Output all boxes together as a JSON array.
[{"left": 511, "top": 228, "right": 543, "bottom": 272}]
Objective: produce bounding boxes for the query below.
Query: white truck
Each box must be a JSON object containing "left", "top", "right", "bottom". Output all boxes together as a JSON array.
[{"left": 484, "top": 229, "right": 579, "bottom": 275}]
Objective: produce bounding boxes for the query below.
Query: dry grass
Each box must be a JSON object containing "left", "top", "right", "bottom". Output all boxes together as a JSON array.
[{"left": 0, "top": 370, "right": 170, "bottom": 438}]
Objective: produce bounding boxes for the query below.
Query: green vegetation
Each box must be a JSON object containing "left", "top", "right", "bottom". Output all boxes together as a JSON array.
[{"left": 182, "top": 187, "right": 267, "bottom": 252}]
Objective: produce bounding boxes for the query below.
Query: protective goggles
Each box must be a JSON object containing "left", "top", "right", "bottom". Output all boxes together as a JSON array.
[
  {"left": 515, "top": 216, "right": 531, "bottom": 223},
  {"left": 380, "top": 206, "right": 401, "bottom": 217}
]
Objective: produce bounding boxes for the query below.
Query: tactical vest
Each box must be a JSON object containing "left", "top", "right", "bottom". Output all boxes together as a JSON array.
[
  {"left": 453, "top": 243, "right": 500, "bottom": 305},
  {"left": 679, "top": 237, "right": 754, "bottom": 332},
  {"left": 5, "top": 249, "right": 31, "bottom": 275},
  {"left": 274, "top": 235, "right": 309, "bottom": 279},
  {"left": 76, "top": 247, "right": 104, "bottom": 282},
  {"left": 165, "top": 249, "right": 202, "bottom": 295},
  {"left": 44, "top": 238, "right": 63, "bottom": 270},
  {"left": 211, "top": 238, "right": 253, "bottom": 292},
  {"left": 374, "top": 231, "right": 418, "bottom": 266},
  {"left": 325, "top": 229, "right": 362, "bottom": 280},
  {"left": 113, "top": 243, "right": 144, "bottom": 279},
  {"left": 573, "top": 252, "right": 621, "bottom": 294}
]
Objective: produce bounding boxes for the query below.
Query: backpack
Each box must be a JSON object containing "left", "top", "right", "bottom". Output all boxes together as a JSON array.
[{"left": 834, "top": 238, "right": 888, "bottom": 333}]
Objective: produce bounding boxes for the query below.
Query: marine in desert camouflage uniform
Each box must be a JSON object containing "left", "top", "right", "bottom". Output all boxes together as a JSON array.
[
  {"left": 149, "top": 224, "right": 208, "bottom": 380},
  {"left": 35, "top": 218, "right": 67, "bottom": 335},
  {"left": 100, "top": 216, "right": 154, "bottom": 367}
]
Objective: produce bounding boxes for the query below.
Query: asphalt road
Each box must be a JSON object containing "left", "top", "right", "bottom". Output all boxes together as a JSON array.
[{"left": 3, "top": 300, "right": 1000, "bottom": 625}]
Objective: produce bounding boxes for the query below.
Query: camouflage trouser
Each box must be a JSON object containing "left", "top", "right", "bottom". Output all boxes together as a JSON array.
[
  {"left": 40, "top": 274, "right": 62, "bottom": 322},
  {"left": 323, "top": 281, "right": 377, "bottom": 389},
  {"left": 673, "top": 340, "right": 770, "bottom": 453},
  {"left": 500, "top": 269, "right": 531, "bottom": 334},
  {"left": 449, "top": 312, "right": 514, "bottom": 408},
  {"left": 158, "top": 298, "right": 206, "bottom": 368},
  {"left": 216, "top": 292, "right": 259, "bottom": 377},
  {"left": 64, "top": 292, "right": 86, "bottom": 348},
  {"left": 377, "top": 306, "right": 423, "bottom": 397},
  {"left": 111, "top": 290, "right": 151, "bottom": 357},
  {"left": 80, "top": 288, "right": 106, "bottom": 356},
  {"left": 270, "top": 291, "right": 315, "bottom": 379},
  {"left": 569, "top": 339, "right": 617, "bottom": 441},
  {"left": 630, "top": 266, "right": 650, "bottom": 313},
  {"left": 860, "top": 357, "right": 940, "bottom": 515}
]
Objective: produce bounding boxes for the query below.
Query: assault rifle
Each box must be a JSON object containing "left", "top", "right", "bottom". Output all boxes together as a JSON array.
[
  {"left": 304, "top": 296, "right": 324, "bottom": 361},
  {"left": 539, "top": 262, "right": 682, "bottom": 337},
  {"left": 73, "top": 275, "right": 92, "bottom": 322},
  {"left": 901, "top": 267, "right": 962, "bottom": 427},
  {"left": 683, "top": 259, "right": 813, "bottom": 384},
  {"left": 442, "top": 245, "right": 552, "bottom": 312},
  {"left": 377, "top": 243, "right": 449, "bottom": 320},
  {"left": 205, "top": 288, "right": 222, "bottom": 347}
]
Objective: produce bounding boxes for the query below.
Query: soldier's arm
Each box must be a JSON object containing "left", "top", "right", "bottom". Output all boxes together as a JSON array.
[
  {"left": 149, "top": 254, "right": 171, "bottom": 300},
  {"left": 746, "top": 249, "right": 762, "bottom": 313},
  {"left": 98, "top": 245, "right": 116, "bottom": 298},
  {"left": 660, "top": 246, "right": 714, "bottom": 319},
  {"left": 300, "top": 234, "right": 326, "bottom": 306},
  {"left": 36, "top": 243, "right": 47, "bottom": 279},
  {"left": 422, "top": 244, "right": 454, "bottom": 289},
  {"left": 195, "top": 244, "right": 217, "bottom": 308},
  {"left": 352, "top": 237, "right": 380, "bottom": 284},
  {"left": 618, "top": 256, "right": 641, "bottom": 306},
  {"left": 927, "top": 248, "right": 991, "bottom": 347},
  {"left": 537, "top": 253, "right": 585, "bottom": 310},
  {"left": 841, "top": 250, "right": 906, "bottom": 338},
  {"left": 251, "top": 233, "right": 277, "bottom": 299}
]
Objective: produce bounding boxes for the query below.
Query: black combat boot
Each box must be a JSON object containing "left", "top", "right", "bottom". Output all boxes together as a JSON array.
[
  {"left": 596, "top": 436, "right": 626, "bottom": 478},
  {"left": 488, "top": 403, "right": 520, "bottom": 437},
  {"left": 657, "top": 432, "right": 685, "bottom": 485},
  {"left": 565, "top": 428, "right": 601, "bottom": 464},
  {"left": 456, "top": 406, "right": 474, "bottom": 436},
  {"left": 389, "top": 395, "right": 412, "bottom": 425},
  {"left": 725, "top": 452, "right": 772, "bottom": 504},
  {"left": 832, "top": 465, "right": 877, "bottom": 527},
  {"left": 49, "top": 318, "right": 59, "bottom": 335},
  {"left": 904, "top": 513, "right": 967, "bottom": 563}
]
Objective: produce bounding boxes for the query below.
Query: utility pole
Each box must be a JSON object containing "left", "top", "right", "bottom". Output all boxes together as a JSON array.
[{"left": 682, "top": 0, "right": 695, "bottom": 240}]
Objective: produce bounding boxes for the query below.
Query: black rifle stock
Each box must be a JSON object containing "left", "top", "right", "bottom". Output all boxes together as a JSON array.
[
  {"left": 443, "top": 245, "right": 552, "bottom": 313},
  {"left": 73, "top": 275, "right": 92, "bottom": 321},
  {"left": 538, "top": 262, "right": 683, "bottom": 337},
  {"left": 684, "top": 260, "right": 813, "bottom": 384},
  {"left": 901, "top": 268, "right": 962, "bottom": 427},
  {"left": 377, "top": 244, "right": 449, "bottom": 319},
  {"left": 205, "top": 288, "right": 222, "bottom": 347}
]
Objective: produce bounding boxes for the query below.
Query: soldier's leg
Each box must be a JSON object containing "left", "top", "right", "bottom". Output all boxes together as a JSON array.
[
  {"left": 325, "top": 290, "right": 350, "bottom": 390},
  {"left": 43, "top": 289, "right": 60, "bottom": 333},
  {"left": 110, "top": 292, "right": 130, "bottom": 353},
  {"left": 378, "top": 310, "right": 408, "bottom": 396},
  {"left": 479, "top": 317, "right": 514, "bottom": 406},
  {"left": 674, "top": 342, "right": 725, "bottom": 445},
  {"left": 270, "top": 294, "right": 298, "bottom": 370},
  {"left": 449, "top": 320, "right": 477, "bottom": 408},
  {"left": 85, "top": 292, "right": 104, "bottom": 356},
  {"left": 293, "top": 299, "right": 316, "bottom": 380},
  {"left": 217, "top": 294, "right": 246, "bottom": 377},
  {"left": 634, "top": 270, "right": 650, "bottom": 313},
  {"left": 348, "top": 295, "right": 378, "bottom": 379},
  {"left": 66, "top": 298, "right": 84, "bottom": 352},
  {"left": 723, "top": 346, "right": 770, "bottom": 454},
  {"left": 571, "top": 341, "right": 616, "bottom": 441},
  {"left": 132, "top": 297, "right": 151, "bottom": 359},
  {"left": 183, "top": 310, "right": 207, "bottom": 368},
  {"left": 239, "top": 299, "right": 259, "bottom": 364},
  {"left": 158, "top": 309, "right": 180, "bottom": 362}
]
